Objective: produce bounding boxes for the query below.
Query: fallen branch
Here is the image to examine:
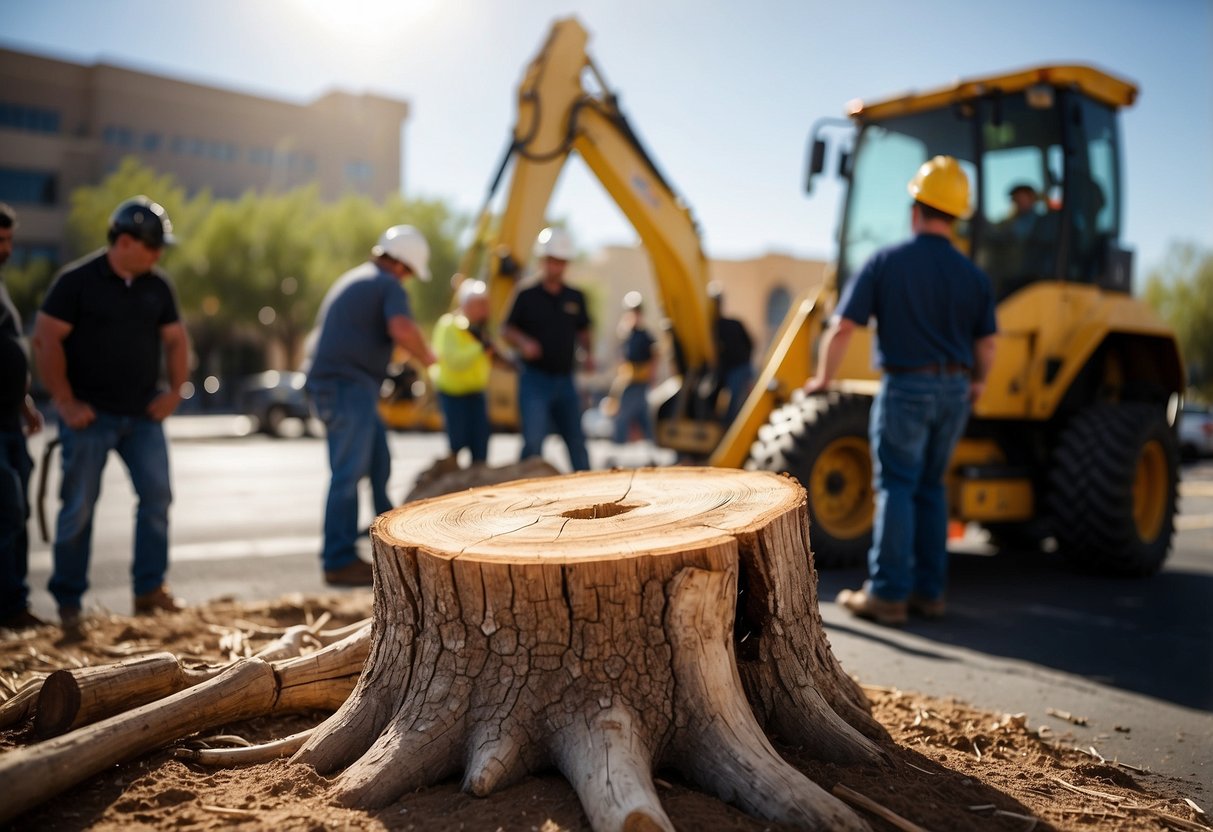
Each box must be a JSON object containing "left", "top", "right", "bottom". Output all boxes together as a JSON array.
[
  {"left": 0, "top": 624, "right": 371, "bottom": 824},
  {"left": 832, "top": 784, "right": 929, "bottom": 832},
  {"left": 176, "top": 729, "right": 314, "bottom": 766}
]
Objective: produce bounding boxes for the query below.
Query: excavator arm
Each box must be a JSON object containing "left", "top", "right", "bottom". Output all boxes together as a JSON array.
[{"left": 467, "top": 17, "right": 716, "bottom": 372}]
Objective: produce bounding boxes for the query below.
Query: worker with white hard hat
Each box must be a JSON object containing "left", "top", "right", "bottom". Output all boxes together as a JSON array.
[
  {"left": 430, "top": 278, "right": 493, "bottom": 464},
  {"left": 502, "top": 227, "right": 594, "bottom": 471},
  {"left": 305, "top": 224, "right": 435, "bottom": 587}
]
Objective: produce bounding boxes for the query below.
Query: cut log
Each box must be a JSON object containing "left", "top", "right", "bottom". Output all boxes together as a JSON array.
[
  {"left": 404, "top": 455, "right": 560, "bottom": 502},
  {"left": 295, "top": 467, "right": 885, "bottom": 831},
  {"left": 29, "top": 618, "right": 371, "bottom": 738},
  {"left": 0, "top": 624, "right": 372, "bottom": 825}
]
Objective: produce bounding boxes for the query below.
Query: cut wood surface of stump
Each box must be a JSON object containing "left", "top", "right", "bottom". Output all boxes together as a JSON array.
[{"left": 294, "top": 467, "right": 887, "bottom": 831}]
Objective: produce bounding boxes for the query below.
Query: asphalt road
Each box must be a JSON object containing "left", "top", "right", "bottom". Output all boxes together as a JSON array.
[{"left": 20, "top": 415, "right": 1213, "bottom": 797}]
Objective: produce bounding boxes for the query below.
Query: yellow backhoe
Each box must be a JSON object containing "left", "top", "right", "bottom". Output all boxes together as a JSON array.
[
  {"left": 739, "top": 64, "right": 1183, "bottom": 575},
  {"left": 384, "top": 18, "right": 1183, "bottom": 576}
]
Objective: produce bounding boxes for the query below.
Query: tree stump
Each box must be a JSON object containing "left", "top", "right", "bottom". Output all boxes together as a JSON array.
[{"left": 294, "top": 468, "right": 886, "bottom": 831}]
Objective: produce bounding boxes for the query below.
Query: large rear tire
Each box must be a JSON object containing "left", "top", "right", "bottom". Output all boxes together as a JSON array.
[
  {"left": 1047, "top": 403, "right": 1178, "bottom": 576},
  {"left": 746, "top": 392, "right": 873, "bottom": 567}
]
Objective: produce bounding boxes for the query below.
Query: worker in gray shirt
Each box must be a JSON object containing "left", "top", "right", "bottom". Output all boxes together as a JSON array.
[{"left": 305, "top": 225, "right": 434, "bottom": 587}]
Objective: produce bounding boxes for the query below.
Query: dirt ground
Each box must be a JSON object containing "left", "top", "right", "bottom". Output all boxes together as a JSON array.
[{"left": 1, "top": 593, "right": 1208, "bottom": 832}]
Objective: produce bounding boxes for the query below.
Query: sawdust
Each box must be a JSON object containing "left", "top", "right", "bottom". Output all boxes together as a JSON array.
[{"left": 1, "top": 594, "right": 1207, "bottom": 832}]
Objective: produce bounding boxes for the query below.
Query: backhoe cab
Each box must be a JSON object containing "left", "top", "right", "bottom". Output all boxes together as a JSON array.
[{"left": 745, "top": 65, "right": 1183, "bottom": 575}]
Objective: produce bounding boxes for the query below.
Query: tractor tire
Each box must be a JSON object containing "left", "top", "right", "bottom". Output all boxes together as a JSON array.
[
  {"left": 746, "top": 391, "right": 873, "bottom": 567},
  {"left": 1047, "top": 403, "right": 1178, "bottom": 576}
]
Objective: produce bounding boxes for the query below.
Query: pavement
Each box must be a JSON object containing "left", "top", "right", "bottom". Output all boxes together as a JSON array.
[{"left": 18, "top": 414, "right": 1213, "bottom": 797}]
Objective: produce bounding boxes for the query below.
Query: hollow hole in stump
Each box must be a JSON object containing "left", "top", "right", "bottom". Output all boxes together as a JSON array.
[
  {"left": 559, "top": 501, "right": 642, "bottom": 520},
  {"left": 733, "top": 544, "right": 767, "bottom": 662}
]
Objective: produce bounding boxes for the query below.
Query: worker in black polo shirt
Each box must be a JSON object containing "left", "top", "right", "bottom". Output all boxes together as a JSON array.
[
  {"left": 33, "top": 196, "right": 190, "bottom": 632},
  {"left": 805, "top": 157, "right": 997, "bottom": 626},
  {"left": 503, "top": 227, "right": 594, "bottom": 471},
  {"left": 0, "top": 202, "right": 46, "bottom": 630}
]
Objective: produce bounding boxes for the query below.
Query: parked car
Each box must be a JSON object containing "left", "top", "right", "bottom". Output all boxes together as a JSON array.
[
  {"left": 237, "top": 371, "right": 313, "bottom": 437},
  {"left": 1180, "top": 404, "right": 1213, "bottom": 462}
]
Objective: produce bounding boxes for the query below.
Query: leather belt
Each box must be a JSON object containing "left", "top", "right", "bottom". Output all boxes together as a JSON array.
[{"left": 885, "top": 363, "right": 970, "bottom": 376}]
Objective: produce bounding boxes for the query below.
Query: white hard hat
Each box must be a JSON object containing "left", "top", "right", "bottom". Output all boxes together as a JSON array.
[
  {"left": 373, "top": 225, "right": 431, "bottom": 281},
  {"left": 534, "top": 226, "right": 575, "bottom": 261},
  {"left": 456, "top": 278, "right": 488, "bottom": 306},
  {"left": 623, "top": 290, "right": 643, "bottom": 310}
]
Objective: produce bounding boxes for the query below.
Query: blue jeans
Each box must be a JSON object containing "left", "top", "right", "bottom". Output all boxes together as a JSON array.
[
  {"left": 612, "top": 383, "right": 654, "bottom": 444},
  {"left": 867, "top": 372, "right": 970, "bottom": 602},
  {"left": 518, "top": 367, "right": 590, "bottom": 471},
  {"left": 0, "top": 431, "right": 33, "bottom": 618},
  {"left": 439, "top": 391, "right": 490, "bottom": 463},
  {"left": 309, "top": 380, "right": 392, "bottom": 571},
  {"left": 721, "top": 365, "right": 754, "bottom": 425},
  {"left": 50, "top": 412, "right": 172, "bottom": 609}
]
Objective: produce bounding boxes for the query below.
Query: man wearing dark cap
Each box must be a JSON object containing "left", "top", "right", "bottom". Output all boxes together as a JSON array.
[
  {"left": 33, "top": 196, "right": 190, "bottom": 631},
  {"left": 0, "top": 202, "right": 46, "bottom": 630}
]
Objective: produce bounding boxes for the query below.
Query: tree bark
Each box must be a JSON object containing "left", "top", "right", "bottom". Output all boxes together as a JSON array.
[{"left": 295, "top": 467, "right": 885, "bottom": 831}]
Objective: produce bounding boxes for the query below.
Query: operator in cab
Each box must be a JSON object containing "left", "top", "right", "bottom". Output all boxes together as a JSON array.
[{"left": 804, "top": 156, "right": 997, "bottom": 626}]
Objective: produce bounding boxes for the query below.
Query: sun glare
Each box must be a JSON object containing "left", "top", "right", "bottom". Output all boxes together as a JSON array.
[{"left": 296, "top": 0, "right": 438, "bottom": 39}]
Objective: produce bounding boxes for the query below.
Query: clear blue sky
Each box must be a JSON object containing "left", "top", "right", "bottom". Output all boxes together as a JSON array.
[{"left": 5, "top": 0, "right": 1211, "bottom": 280}]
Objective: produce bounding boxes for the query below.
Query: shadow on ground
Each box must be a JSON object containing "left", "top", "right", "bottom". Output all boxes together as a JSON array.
[{"left": 817, "top": 545, "right": 1213, "bottom": 712}]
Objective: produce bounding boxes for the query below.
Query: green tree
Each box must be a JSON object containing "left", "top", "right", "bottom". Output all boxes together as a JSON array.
[
  {"left": 3, "top": 258, "right": 55, "bottom": 322},
  {"left": 1144, "top": 241, "right": 1213, "bottom": 399},
  {"left": 63, "top": 159, "right": 468, "bottom": 376}
]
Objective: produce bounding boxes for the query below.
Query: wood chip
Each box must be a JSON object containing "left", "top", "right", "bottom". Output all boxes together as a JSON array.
[
  {"left": 1184, "top": 798, "right": 1205, "bottom": 815},
  {"left": 1050, "top": 776, "right": 1125, "bottom": 803},
  {"left": 1046, "top": 707, "right": 1088, "bottom": 726},
  {"left": 832, "top": 784, "right": 931, "bottom": 832},
  {"left": 199, "top": 805, "right": 258, "bottom": 817},
  {"left": 994, "top": 809, "right": 1039, "bottom": 830}
]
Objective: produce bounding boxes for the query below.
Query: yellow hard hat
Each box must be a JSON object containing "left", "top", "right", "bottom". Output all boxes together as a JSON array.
[{"left": 907, "top": 156, "right": 972, "bottom": 220}]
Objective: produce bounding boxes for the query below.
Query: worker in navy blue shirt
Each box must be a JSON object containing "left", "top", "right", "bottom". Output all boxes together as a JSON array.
[
  {"left": 306, "top": 225, "right": 435, "bottom": 588},
  {"left": 34, "top": 196, "right": 190, "bottom": 631},
  {"left": 503, "top": 227, "right": 594, "bottom": 471},
  {"left": 0, "top": 202, "right": 46, "bottom": 630},
  {"left": 804, "top": 156, "right": 997, "bottom": 626}
]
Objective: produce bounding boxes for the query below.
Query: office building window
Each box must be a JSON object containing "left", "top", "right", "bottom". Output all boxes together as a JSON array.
[
  {"left": 302, "top": 155, "right": 317, "bottom": 174},
  {"left": 170, "top": 135, "right": 186, "bottom": 154},
  {"left": 0, "top": 168, "right": 58, "bottom": 206},
  {"left": 8, "top": 243, "right": 59, "bottom": 268},
  {"left": 102, "top": 125, "right": 135, "bottom": 148},
  {"left": 345, "top": 160, "right": 373, "bottom": 182},
  {"left": 0, "top": 102, "right": 61, "bottom": 134},
  {"left": 142, "top": 132, "right": 163, "bottom": 152},
  {"left": 249, "top": 147, "right": 271, "bottom": 165}
]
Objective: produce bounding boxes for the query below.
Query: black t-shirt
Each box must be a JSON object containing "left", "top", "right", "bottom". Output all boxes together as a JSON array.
[
  {"left": 622, "top": 327, "right": 654, "bottom": 363},
  {"left": 0, "top": 280, "right": 27, "bottom": 432},
  {"left": 505, "top": 282, "right": 591, "bottom": 375},
  {"left": 41, "top": 251, "right": 180, "bottom": 416},
  {"left": 716, "top": 317, "right": 753, "bottom": 371}
]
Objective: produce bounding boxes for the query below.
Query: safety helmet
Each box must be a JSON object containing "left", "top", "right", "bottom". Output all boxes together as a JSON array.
[
  {"left": 373, "top": 225, "right": 431, "bottom": 281},
  {"left": 622, "top": 290, "right": 643, "bottom": 310},
  {"left": 907, "top": 156, "right": 972, "bottom": 220},
  {"left": 108, "top": 196, "right": 176, "bottom": 248},
  {"left": 456, "top": 278, "right": 488, "bottom": 306},
  {"left": 534, "top": 226, "right": 575, "bottom": 261}
]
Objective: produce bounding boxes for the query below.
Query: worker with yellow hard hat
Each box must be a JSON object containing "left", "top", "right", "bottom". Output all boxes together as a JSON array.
[{"left": 804, "top": 155, "right": 998, "bottom": 626}]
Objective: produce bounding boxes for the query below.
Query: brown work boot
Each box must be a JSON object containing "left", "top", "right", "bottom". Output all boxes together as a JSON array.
[
  {"left": 908, "top": 593, "right": 946, "bottom": 619},
  {"left": 58, "top": 606, "right": 84, "bottom": 642},
  {"left": 836, "top": 587, "right": 908, "bottom": 626},
  {"left": 325, "top": 558, "right": 374, "bottom": 587},
  {"left": 0, "top": 609, "right": 46, "bottom": 630},
  {"left": 134, "top": 585, "right": 186, "bottom": 615}
]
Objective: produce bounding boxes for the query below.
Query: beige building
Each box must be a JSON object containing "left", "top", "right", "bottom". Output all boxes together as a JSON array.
[
  {"left": 569, "top": 244, "right": 828, "bottom": 376},
  {"left": 0, "top": 45, "right": 408, "bottom": 265}
]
